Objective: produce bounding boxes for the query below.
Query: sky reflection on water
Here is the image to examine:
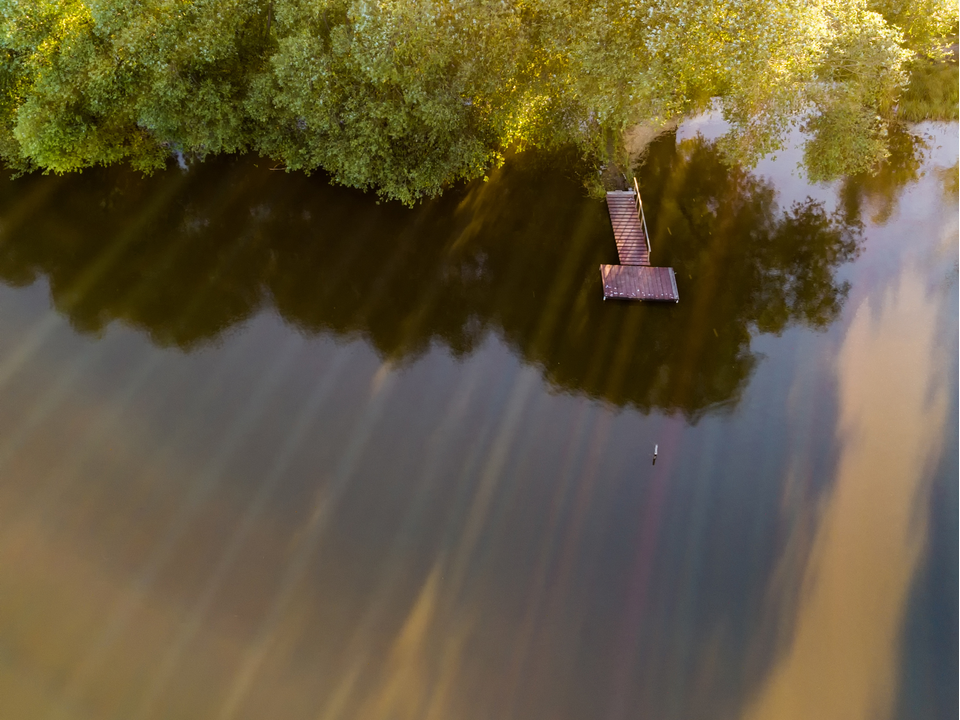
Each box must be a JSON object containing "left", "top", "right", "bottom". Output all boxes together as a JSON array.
[
  {"left": 744, "top": 266, "right": 947, "bottom": 720},
  {"left": 0, "top": 120, "right": 955, "bottom": 720}
]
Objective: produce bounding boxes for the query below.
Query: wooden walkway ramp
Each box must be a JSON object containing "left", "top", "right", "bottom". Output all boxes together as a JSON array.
[
  {"left": 606, "top": 190, "right": 650, "bottom": 265},
  {"left": 600, "top": 180, "right": 679, "bottom": 303}
]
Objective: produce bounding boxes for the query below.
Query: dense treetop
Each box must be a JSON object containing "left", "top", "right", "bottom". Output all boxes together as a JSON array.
[{"left": 0, "top": 0, "right": 955, "bottom": 202}]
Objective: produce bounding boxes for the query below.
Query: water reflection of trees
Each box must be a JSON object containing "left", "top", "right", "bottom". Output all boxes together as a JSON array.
[
  {"left": 836, "top": 124, "right": 928, "bottom": 226},
  {"left": 0, "top": 134, "right": 861, "bottom": 418}
]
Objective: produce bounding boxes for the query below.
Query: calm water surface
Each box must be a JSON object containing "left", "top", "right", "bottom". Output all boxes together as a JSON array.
[{"left": 0, "top": 119, "right": 956, "bottom": 720}]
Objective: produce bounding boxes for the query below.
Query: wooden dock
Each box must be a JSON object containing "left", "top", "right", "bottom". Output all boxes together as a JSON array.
[
  {"left": 606, "top": 190, "right": 650, "bottom": 266},
  {"left": 600, "top": 264, "right": 678, "bottom": 301},
  {"left": 601, "top": 179, "right": 678, "bottom": 303}
]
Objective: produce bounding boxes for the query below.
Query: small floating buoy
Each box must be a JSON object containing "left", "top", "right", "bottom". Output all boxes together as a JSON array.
[{"left": 652, "top": 443, "right": 658, "bottom": 465}]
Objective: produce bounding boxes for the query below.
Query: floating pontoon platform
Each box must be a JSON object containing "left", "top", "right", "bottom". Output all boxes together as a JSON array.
[{"left": 601, "top": 181, "right": 678, "bottom": 303}]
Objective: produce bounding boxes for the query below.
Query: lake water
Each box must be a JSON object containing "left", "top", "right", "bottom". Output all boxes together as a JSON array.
[{"left": 0, "top": 118, "right": 955, "bottom": 720}]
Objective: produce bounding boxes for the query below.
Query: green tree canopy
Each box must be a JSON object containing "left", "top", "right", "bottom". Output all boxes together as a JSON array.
[{"left": 0, "top": 0, "right": 955, "bottom": 201}]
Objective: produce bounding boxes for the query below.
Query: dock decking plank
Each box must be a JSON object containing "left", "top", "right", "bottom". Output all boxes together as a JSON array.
[
  {"left": 600, "top": 265, "right": 679, "bottom": 302},
  {"left": 601, "top": 190, "right": 678, "bottom": 303},
  {"left": 605, "top": 193, "right": 649, "bottom": 266}
]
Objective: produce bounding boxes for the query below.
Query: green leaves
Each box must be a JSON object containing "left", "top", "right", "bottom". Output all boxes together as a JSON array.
[
  {"left": 0, "top": 0, "right": 950, "bottom": 200},
  {"left": 0, "top": 0, "right": 266, "bottom": 173},
  {"left": 247, "top": 0, "right": 570, "bottom": 203}
]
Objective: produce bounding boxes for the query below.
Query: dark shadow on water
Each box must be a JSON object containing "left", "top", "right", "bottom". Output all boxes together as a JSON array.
[{"left": 0, "top": 133, "right": 861, "bottom": 419}]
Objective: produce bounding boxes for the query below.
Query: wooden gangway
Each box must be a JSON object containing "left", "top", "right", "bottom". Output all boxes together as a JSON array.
[
  {"left": 600, "top": 178, "right": 678, "bottom": 303},
  {"left": 606, "top": 190, "right": 650, "bottom": 265}
]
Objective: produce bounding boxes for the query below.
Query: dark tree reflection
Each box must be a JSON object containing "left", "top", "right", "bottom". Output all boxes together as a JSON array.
[
  {"left": 0, "top": 134, "right": 861, "bottom": 417},
  {"left": 836, "top": 123, "right": 928, "bottom": 226}
]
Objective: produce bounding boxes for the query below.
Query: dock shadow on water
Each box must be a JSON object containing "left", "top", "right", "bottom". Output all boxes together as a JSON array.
[{"left": 0, "top": 133, "right": 860, "bottom": 420}]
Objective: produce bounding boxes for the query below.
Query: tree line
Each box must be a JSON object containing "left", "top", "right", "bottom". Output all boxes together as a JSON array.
[{"left": 0, "top": 0, "right": 955, "bottom": 203}]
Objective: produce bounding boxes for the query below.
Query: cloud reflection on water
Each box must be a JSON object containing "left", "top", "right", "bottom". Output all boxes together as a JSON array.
[{"left": 743, "top": 266, "right": 947, "bottom": 720}]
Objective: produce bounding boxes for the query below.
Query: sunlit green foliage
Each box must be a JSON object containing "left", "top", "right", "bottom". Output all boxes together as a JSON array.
[
  {"left": 868, "top": 0, "right": 958, "bottom": 58},
  {"left": 0, "top": 0, "right": 267, "bottom": 172},
  {"left": 0, "top": 0, "right": 953, "bottom": 201},
  {"left": 245, "top": 0, "right": 576, "bottom": 203}
]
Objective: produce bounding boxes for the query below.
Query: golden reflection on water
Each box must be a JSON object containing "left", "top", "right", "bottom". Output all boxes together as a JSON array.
[
  {"left": 0, "top": 338, "right": 538, "bottom": 720},
  {"left": 0, "top": 129, "right": 954, "bottom": 720},
  {"left": 350, "top": 567, "right": 466, "bottom": 720},
  {"left": 743, "top": 267, "right": 947, "bottom": 720}
]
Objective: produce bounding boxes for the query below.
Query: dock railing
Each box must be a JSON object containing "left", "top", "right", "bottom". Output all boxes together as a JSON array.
[{"left": 633, "top": 177, "right": 651, "bottom": 255}]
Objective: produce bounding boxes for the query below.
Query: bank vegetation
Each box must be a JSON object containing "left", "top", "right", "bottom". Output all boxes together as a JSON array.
[{"left": 0, "top": 0, "right": 955, "bottom": 202}]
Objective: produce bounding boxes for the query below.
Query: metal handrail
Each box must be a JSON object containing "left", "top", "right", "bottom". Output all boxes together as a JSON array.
[{"left": 633, "top": 177, "right": 651, "bottom": 255}]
